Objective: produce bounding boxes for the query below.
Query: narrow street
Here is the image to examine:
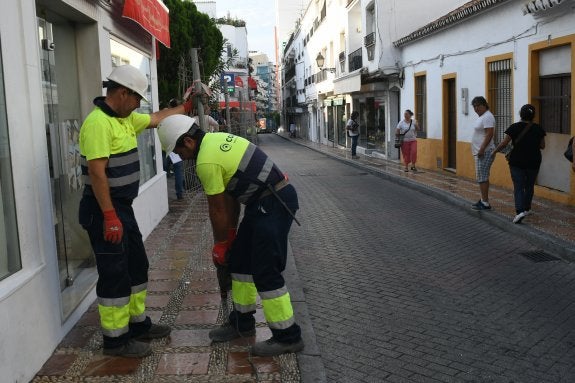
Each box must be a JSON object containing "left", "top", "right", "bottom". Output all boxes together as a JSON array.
[{"left": 258, "top": 134, "right": 575, "bottom": 383}]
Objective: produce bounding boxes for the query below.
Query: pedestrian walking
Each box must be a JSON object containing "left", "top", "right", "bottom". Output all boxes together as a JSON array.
[
  {"left": 156, "top": 115, "right": 305, "bottom": 357},
  {"left": 395, "top": 109, "right": 419, "bottom": 172},
  {"left": 289, "top": 121, "right": 296, "bottom": 138},
  {"left": 346, "top": 111, "right": 360, "bottom": 159},
  {"left": 493, "top": 104, "right": 546, "bottom": 224},
  {"left": 78, "top": 65, "right": 193, "bottom": 358},
  {"left": 470, "top": 96, "right": 496, "bottom": 210}
]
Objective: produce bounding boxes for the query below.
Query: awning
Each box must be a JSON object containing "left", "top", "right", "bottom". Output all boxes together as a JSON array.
[
  {"left": 123, "top": 0, "right": 171, "bottom": 48},
  {"left": 219, "top": 100, "right": 256, "bottom": 112},
  {"left": 333, "top": 72, "right": 361, "bottom": 94}
]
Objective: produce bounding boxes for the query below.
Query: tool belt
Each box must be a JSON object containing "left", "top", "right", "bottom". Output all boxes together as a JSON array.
[{"left": 259, "top": 178, "right": 289, "bottom": 199}]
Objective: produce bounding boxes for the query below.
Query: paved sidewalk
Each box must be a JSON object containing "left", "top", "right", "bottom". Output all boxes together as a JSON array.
[
  {"left": 32, "top": 193, "right": 302, "bottom": 383},
  {"left": 279, "top": 133, "right": 575, "bottom": 260}
]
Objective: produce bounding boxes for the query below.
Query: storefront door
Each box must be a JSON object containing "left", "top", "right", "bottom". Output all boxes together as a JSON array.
[{"left": 38, "top": 17, "right": 96, "bottom": 318}]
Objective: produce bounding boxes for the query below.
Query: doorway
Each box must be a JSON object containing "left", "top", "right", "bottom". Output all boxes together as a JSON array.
[
  {"left": 38, "top": 17, "right": 96, "bottom": 318},
  {"left": 443, "top": 75, "right": 457, "bottom": 170}
]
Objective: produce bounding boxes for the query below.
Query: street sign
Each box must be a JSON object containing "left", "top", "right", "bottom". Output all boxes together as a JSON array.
[{"left": 221, "top": 73, "right": 235, "bottom": 94}]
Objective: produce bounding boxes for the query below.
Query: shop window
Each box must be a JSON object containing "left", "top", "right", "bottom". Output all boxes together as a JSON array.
[
  {"left": 110, "top": 39, "right": 156, "bottom": 184},
  {"left": 415, "top": 74, "right": 427, "bottom": 137},
  {"left": 538, "top": 74, "right": 571, "bottom": 134},
  {"left": 487, "top": 57, "right": 513, "bottom": 143},
  {"left": 0, "top": 41, "right": 21, "bottom": 280}
]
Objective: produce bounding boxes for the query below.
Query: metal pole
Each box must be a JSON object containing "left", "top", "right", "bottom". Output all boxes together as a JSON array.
[
  {"left": 224, "top": 90, "right": 231, "bottom": 133},
  {"left": 191, "top": 48, "right": 206, "bottom": 132}
]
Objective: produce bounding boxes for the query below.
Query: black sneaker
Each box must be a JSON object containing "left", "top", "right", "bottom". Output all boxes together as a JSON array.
[
  {"left": 132, "top": 323, "right": 171, "bottom": 340},
  {"left": 250, "top": 337, "right": 304, "bottom": 357},
  {"left": 209, "top": 323, "right": 256, "bottom": 342},
  {"left": 471, "top": 200, "right": 491, "bottom": 210},
  {"left": 103, "top": 339, "right": 152, "bottom": 358}
]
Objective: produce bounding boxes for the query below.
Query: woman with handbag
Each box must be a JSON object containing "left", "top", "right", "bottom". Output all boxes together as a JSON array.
[
  {"left": 493, "top": 104, "right": 546, "bottom": 224},
  {"left": 395, "top": 109, "right": 419, "bottom": 172},
  {"left": 346, "top": 111, "right": 360, "bottom": 159}
]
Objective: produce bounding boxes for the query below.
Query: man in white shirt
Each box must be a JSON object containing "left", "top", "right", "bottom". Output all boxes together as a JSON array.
[{"left": 470, "top": 96, "right": 496, "bottom": 210}]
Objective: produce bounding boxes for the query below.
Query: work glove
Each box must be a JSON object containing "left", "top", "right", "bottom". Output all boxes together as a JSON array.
[
  {"left": 212, "top": 241, "right": 230, "bottom": 266},
  {"left": 183, "top": 98, "right": 193, "bottom": 115},
  {"left": 103, "top": 209, "right": 123, "bottom": 244}
]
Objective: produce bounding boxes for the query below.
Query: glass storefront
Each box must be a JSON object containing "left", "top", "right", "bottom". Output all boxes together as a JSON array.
[
  {"left": 0, "top": 38, "right": 22, "bottom": 281},
  {"left": 110, "top": 39, "right": 156, "bottom": 184},
  {"left": 358, "top": 97, "right": 386, "bottom": 151},
  {"left": 38, "top": 17, "right": 96, "bottom": 318}
]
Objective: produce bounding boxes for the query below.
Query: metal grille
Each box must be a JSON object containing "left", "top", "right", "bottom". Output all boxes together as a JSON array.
[
  {"left": 488, "top": 59, "right": 513, "bottom": 144},
  {"left": 537, "top": 75, "right": 571, "bottom": 134},
  {"left": 519, "top": 250, "right": 560, "bottom": 263},
  {"left": 415, "top": 75, "right": 426, "bottom": 134}
]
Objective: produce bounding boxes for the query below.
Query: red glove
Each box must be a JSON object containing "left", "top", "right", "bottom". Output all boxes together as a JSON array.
[
  {"left": 183, "top": 99, "right": 193, "bottom": 115},
  {"left": 227, "top": 228, "right": 237, "bottom": 244},
  {"left": 103, "top": 209, "right": 123, "bottom": 244},
  {"left": 212, "top": 241, "right": 230, "bottom": 265}
]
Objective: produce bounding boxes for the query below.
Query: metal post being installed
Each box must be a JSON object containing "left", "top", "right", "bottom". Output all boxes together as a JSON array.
[{"left": 190, "top": 48, "right": 206, "bottom": 132}]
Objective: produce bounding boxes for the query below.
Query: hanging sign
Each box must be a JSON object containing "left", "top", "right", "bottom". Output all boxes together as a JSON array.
[{"left": 123, "top": 0, "right": 171, "bottom": 48}]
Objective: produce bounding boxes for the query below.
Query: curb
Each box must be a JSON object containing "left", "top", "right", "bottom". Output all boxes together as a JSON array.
[
  {"left": 279, "top": 134, "right": 575, "bottom": 263},
  {"left": 285, "top": 242, "right": 327, "bottom": 383}
]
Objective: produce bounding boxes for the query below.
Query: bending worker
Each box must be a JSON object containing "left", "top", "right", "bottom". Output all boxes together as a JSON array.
[
  {"left": 157, "top": 115, "right": 304, "bottom": 357},
  {"left": 79, "top": 65, "right": 193, "bottom": 358}
]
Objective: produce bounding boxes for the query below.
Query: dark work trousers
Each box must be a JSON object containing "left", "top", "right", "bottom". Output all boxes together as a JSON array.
[
  {"left": 79, "top": 196, "right": 151, "bottom": 348},
  {"left": 228, "top": 184, "right": 302, "bottom": 343},
  {"left": 509, "top": 166, "right": 539, "bottom": 214}
]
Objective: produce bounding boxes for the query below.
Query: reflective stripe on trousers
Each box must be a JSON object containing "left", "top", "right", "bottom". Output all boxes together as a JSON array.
[
  {"left": 231, "top": 273, "right": 295, "bottom": 330},
  {"left": 98, "top": 283, "right": 148, "bottom": 337}
]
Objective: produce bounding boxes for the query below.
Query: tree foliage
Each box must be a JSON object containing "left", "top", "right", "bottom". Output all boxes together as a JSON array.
[{"left": 157, "top": 0, "right": 224, "bottom": 102}]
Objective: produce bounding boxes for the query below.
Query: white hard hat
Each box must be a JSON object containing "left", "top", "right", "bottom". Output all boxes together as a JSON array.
[
  {"left": 106, "top": 65, "right": 149, "bottom": 101},
  {"left": 157, "top": 115, "right": 201, "bottom": 155}
]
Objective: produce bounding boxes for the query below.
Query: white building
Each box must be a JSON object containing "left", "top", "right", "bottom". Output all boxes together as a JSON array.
[
  {"left": 0, "top": 0, "right": 169, "bottom": 381},
  {"left": 397, "top": 0, "right": 575, "bottom": 205},
  {"left": 281, "top": 0, "right": 467, "bottom": 155},
  {"left": 250, "top": 52, "right": 279, "bottom": 114}
]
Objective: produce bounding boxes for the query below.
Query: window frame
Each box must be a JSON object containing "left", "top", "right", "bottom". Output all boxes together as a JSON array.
[
  {"left": 485, "top": 54, "right": 514, "bottom": 144},
  {"left": 414, "top": 72, "right": 427, "bottom": 138}
]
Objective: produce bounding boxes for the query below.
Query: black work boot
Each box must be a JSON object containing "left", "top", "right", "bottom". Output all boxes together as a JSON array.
[
  {"left": 251, "top": 337, "right": 304, "bottom": 356},
  {"left": 209, "top": 322, "right": 256, "bottom": 342},
  {"left": 103, "top": 339, "right": 152, "bottom": 358}
]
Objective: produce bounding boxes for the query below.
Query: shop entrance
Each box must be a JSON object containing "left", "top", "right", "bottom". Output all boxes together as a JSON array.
[
  {"left": 443, "top": 76, "right": 457, "bottom": 170},
  {"left": 38, "top": 17, "right": 96, "bottom": 318}
]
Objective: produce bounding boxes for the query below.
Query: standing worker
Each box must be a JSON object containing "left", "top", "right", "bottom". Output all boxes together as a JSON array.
[
  {"left": 156, "top": 115, "right": 304, "bottom": 357},
  {"left": 79, "top": 65, "right": 193, "bottom": 357}
]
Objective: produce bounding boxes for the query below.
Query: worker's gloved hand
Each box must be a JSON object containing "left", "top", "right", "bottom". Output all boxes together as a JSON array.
[
  {"left": 103, "top": 209, "right": 123, "bottom": 244},
  {"left": 212, "top": 241, "right": 230, "bottom": 265},
  {"left": 183, "top": 99, "right": 193, "bottom": 115}
]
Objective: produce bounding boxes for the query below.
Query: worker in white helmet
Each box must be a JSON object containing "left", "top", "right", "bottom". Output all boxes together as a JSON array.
[
  {"left": 78, "top": 65, "right": 194, "bottom": 358},
  {"left": 156, "top": 115, "right": 304, "bottom": 357}
]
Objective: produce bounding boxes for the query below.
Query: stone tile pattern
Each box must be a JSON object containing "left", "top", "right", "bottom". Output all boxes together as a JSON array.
[
  {"left": 260, "top": 134, "right": 575, "bottom": 383},
  {"left": 33, "top": 192, "right": 300, "bottom": 382},
  {"left": 288, "top": 134, "right": 575, "bottom": 246}
]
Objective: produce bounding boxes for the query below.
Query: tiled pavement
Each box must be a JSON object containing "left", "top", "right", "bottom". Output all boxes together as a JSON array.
[
  {"left": 33, "top": 193, "right": 301, "bottom": 383},
  {"left": 280, "top": 133, "right": 575, "bottom": 258}
]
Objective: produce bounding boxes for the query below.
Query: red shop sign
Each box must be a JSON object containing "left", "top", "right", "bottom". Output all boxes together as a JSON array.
[{"left": 122, "top": 0, "right": 171, "bottom": 48}]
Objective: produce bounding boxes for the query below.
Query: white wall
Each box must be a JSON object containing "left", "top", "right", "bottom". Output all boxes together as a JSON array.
[{"left": 0, "top": 1, "right": 168, "bottom": 381}]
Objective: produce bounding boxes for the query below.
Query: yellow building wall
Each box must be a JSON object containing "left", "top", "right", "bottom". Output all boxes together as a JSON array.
[{"left": 416, "top": 139, "right": 575, "bottom": 205}]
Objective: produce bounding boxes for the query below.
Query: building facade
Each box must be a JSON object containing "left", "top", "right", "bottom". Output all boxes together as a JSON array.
[
  {"left": 281, "top": 0, "right": 575, "bottom": 205},
  {"left": 0, "top": 0, "right": 169, "bottom": 381},
  {"left": 397, "top": 0, "right": 575, "bottom": 204}
]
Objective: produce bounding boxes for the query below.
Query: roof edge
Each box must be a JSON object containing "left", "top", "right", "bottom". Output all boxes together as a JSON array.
[{"left": 393, "top": 0, "right": 512, "bottom": 48}]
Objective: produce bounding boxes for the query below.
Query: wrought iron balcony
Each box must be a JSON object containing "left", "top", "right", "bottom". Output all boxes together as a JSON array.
[
  {"left": 348, "top": 48, "right": 363, "bottom": 72},
  {"left": 364, "top": 32, "right": 375, "bottom": 48}
]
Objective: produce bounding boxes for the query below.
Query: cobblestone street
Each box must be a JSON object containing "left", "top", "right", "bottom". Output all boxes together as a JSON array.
[{"left": 258, "top": 134, "right": 575, "bottom": 383}]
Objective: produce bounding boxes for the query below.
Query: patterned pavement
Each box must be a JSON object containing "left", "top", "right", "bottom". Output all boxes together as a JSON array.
[
  {"left": 258, "top": 134, "right": 575, "bottom": 382},
  {"left": 33, "top": 192, "right": 300, "bottom": 383}
]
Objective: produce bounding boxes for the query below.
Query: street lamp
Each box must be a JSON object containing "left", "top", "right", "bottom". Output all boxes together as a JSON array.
[{"left": 316, "top": 52, "right": 336, "bottom": 73}]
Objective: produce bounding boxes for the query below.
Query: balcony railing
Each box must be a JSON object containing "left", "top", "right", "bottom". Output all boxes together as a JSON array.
[
  {"left": 364, "top": 32, "right": 375, "bottom": 47},
  {"left": 348, "top": 48, "right": 363, "bottom": 72}
]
